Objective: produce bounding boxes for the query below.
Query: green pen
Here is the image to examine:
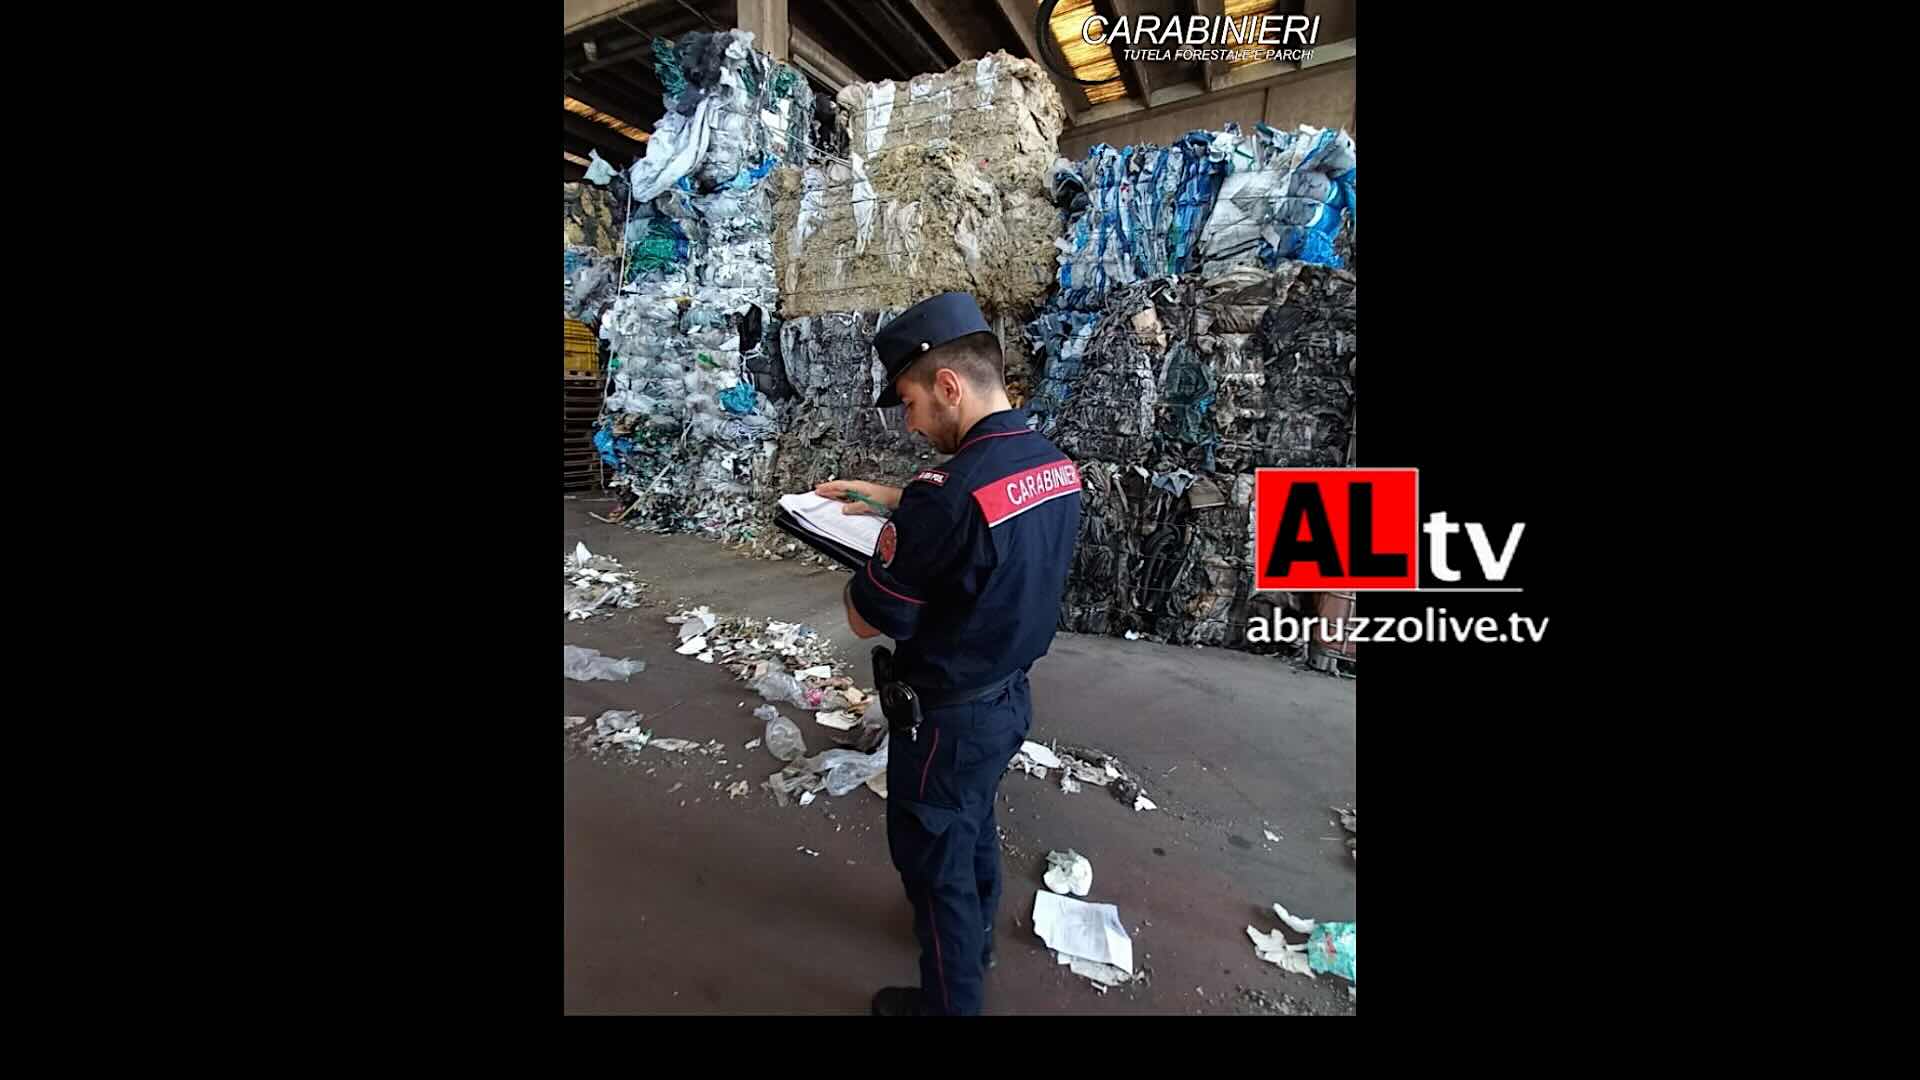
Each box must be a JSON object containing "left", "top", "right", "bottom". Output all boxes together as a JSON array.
[{"left": 834, "top": 489, "right": 893, "bottom": 517}]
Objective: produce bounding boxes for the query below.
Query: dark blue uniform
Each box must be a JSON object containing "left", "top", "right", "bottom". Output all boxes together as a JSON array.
[{"left": 849, "top": 408, "right": 1082, "bottom": 1015}]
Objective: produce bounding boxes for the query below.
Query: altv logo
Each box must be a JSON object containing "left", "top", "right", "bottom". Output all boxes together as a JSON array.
[{"left": 1253, "top": 468, "right": 1527, "bottom": 592}]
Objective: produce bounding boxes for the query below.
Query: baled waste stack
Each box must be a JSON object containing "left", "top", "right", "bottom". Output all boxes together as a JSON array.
[
  {"left": 1027, "top": 124, "right": 1357, "bottom": 652},
  {"left": 772, "top": 52, "right": 1065, "bottom": 319},
  {"left": 592, "top": 30, "right": 815, "bottom": 541},
  {"left": 764, "top": 52, "right": 1064, "bottom": 515}
]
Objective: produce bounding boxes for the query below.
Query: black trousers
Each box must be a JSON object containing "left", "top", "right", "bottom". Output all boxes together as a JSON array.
[{"left": 884, "top": 672, "right": 1032, "bottom": 1016}]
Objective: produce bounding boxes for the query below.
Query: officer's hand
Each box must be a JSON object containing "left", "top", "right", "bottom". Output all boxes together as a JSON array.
[{"left": 814, "top": 479, "right": 900, "bottom": 515}]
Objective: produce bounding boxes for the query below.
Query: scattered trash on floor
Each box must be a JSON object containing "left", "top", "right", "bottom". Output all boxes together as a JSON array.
[
  {"left": 866, "top": 773, "right": 887, "bottom": 799},
  {"left": 1264, "top": 829, "right": 1281, "bottom": 843},
  {"left": 1247, "top": 902, "right": 1355, "bottom": 984},
  {"left": 797, "top": 846, "right": 820, "bottom": 857},
  {"left": 728, "top": 780, "right": 751, "bottom": 799},
  {"left": 676, "top": 636, "right": 708, "bottom": 655},
  {"left": 1124, "top": 631, "right": 1141, "bottom": 641},
  {"left": 1020, "top": 742, "right": 1063, "bottom": 770},
  {"left": 1332, "top": 804, "right": 1356, "bottom": 860},
  {"left": 799, "top": 790, "right": 816, "bottom": 807},
  {"left": 1033, "top": 891, "right": 1134, "bottom": 983},
  {"left": 814, "top": 709, "right": 859, "bottom": 731},
  {"left": 763, "top": 743, "right": 889, "bottom": 806},
  {"left": 667, "top": 782, "right": 684, "bottom": 794},
  {"left": 585, "top": 710, "right": 651, "bottom": 749},
  {"left": 647, "top": 738, "right": 703, "bottom": 753},
  {"left": 798, "top": 665, "right": 833, "bottom": 679},
  {"left": 564, "top": 644, "right": 646, "bottom": 682},
  {"left": 1043, "top": 850, "right": 1093, "bottom": 897},
  {"left": 1063, "top": 955, "right": 1133, "bottom": 991},
  {"left": 744, "top": 737, "right": 762, "bottom": 751},
  {"left": 565, "top": 549, "right": 650, "bottom": 620},
  {"left": 565, "top": 715, "right": 589, "bottom": 728},
  {"left": 1007, "top": 741, "right": 1157, "bottom": 813}
]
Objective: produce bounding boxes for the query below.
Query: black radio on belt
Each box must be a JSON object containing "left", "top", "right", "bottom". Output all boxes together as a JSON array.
[{"left": 871, "top": 645, "right": 923, "bottom": 742}]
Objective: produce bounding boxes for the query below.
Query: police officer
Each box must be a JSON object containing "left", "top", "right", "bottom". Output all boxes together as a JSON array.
[{"left": 815, "top": 292, "right": 1082, "bottom": 1017}]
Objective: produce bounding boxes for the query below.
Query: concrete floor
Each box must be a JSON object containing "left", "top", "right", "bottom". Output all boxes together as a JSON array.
[{"left": 563, "top": 496, "right": 1357, "bottom": 1015}]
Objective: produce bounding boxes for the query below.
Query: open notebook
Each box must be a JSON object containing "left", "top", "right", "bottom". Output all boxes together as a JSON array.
[{"left": 774, "top": 492, "right": 885, "bottom": 570}]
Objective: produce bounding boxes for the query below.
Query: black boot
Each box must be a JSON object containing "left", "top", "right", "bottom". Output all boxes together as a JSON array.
[{"left": 871, "top": 987, "right": 928, "bottom": 1016}]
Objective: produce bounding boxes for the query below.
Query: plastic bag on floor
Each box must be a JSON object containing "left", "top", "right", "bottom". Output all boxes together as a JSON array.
[
  {"left": 812, "top": 743, "right": 888, "bottom": 796},
  {"left": 758, "top": 704, "right": 807, "bottom": 762},
  {"left": 564, "top": 644, "right": 646, "bottom": 681},
  {"left": 750, "top": 666, "right": 813, "bottom": 709}
]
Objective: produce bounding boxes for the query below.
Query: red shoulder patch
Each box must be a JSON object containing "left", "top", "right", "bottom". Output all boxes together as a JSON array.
[
  {"left": 876, "top": 520, "right": 898, "bottom": 566},
  {"left": 972, "top": 459, "right": 1082, "bottom": 527}
]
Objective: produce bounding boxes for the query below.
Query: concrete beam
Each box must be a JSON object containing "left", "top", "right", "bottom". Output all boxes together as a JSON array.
[
  {"left": 1110, "top": 0, "right": 1155, "bottom": 105},
  {"left": 992, "top": 0, "right": 1084, "bottom": 123},
  {"left": 564, "top": 0, "right": 675, "bottom": 36},
  {"left": 738, "top": 0, "right": 789, "bottom": 61},
  {"left": 1064, "top": 54, "right": 1354, "bottom": 141},
  {"left": 864, "top": 0, "right": 953, "bottom": 74},
  {"left": 908, "top": 0, "right": 971, "bottom": 63},
  {"left": 814, "top": 2, "right": 912, "bottom": 81},
  {"left": 1195, "top": 0, "right": 1229, "bottom": 92},
  {"left": 791, "top": 26, "right": 862, "bottom": 93}
]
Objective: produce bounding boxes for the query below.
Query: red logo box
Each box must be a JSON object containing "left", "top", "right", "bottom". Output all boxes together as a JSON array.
[{"left": 1254, "top": 468, "right": 1419, "bottom": 590}]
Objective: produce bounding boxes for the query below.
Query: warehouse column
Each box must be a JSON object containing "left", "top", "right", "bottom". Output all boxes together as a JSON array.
[{"left": 739, "top": 0, "right": 790, "bottom": 61}]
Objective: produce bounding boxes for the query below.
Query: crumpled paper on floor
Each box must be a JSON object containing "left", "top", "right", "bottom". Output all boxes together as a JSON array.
[
  {"left": 1043, "top": 850, "right": 1092, "bottom": 897},
  {"left": 1032, "top": 890, "right": 1132, "bottom": 974}
]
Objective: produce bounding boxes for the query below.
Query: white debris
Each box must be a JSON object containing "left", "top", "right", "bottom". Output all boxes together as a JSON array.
[
  {"left": 866, "top": 773, "right": 887, "bottom": 799},
  {"left": 814, "top": 709, "right": 860, "bottom": 731},
  {"left": 565, "top": 715, "right": 589, "bottom": 728},
  {"left": 798, "top": 665, "right": 834, "bottom": 679},
  {"left": 1124, "top": 631, "right": 1141, "bottom": 640},
  {"left": 797, "top": 846, "right": 820, "bottom": 857},
  {"left": 1043, "top": 850, "right": 1093, "bottom": 897},
  {"left": 799, "top": 791, "right": 817, "bottom": 807},
  {"left": 1247, "top": 927, "right": 1315, "bottom": 977},
  {"left": 744, "top": 738, "right": 762, "bottom": 751},
  {"left": 1067, "top": 957, "right": 1133, "bottom": 991},
  {"left": 676, "top": 636, "right": 708, "bottom": 655},
  {"left": 667, "top": 782, "right": 684, "bottom": 794},
  {"left": 697, "top": 650, "right": 715, "bottom": 663},
  {"left": 1264, "top": 830, "right": 1281, "bottom": 843},
  {"left": 573, "top": 542, "right": 593, "bottom": 564},
  {"left": 648, "top": 738, "right": 702, "bottom": 753},
  {"left": 1032, "top": 891, "right": 1133, "bottom": 974},
  {"left": 1272, "top": 903, "right": 1317, "bottom": 935},
  {"left": 728, "top": 780, "right": 751, "bottom": 799},
  {"left": 1060, "top": 775, "right": 1081, "bottom": 794},
  {"left": 1133, "top": 795, "right": 1157, "bottom": 812},
  {"left": 1020, "top": 741, "right": 1063, "bottom": 769}
]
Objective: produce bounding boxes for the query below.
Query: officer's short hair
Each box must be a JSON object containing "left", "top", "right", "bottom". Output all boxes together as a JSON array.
[{"left": 902, "top": 331, "right": 1005, "bottom": 395}]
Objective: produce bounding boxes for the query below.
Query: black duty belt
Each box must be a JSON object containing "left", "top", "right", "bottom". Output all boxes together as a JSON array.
[
  {"left": 873, "top": 648, "right": 1024, "bottom": 742},
  {"left": 908, "top": 669, "right": 1023, "bottom": 709}
]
